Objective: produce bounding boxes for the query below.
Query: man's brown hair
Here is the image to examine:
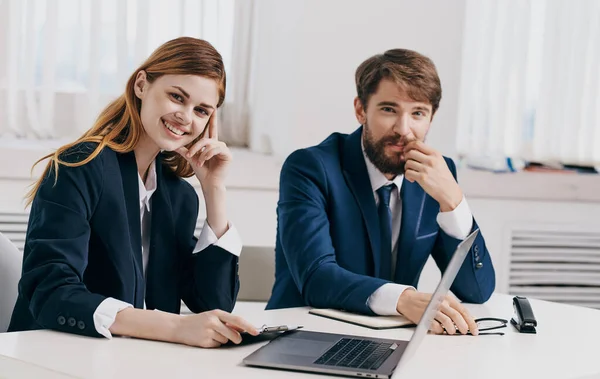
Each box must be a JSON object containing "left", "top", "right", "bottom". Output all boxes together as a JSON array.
[{"left": 355, "top": 49, "right": 442, "bottom": 115}]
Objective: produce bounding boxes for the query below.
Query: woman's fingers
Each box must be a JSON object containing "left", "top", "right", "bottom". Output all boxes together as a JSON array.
[
  {"left": 175, "top": 146, "right": 189, "bottom": 160},
  {"left": 208, "top": 111, "right": 219, "bottom": 139},
  {"left": 215, "top": 310, "right": 260, "bottom": 336},
  {"left": 186, "top": 138, "right": 212, "bottom": 159},
  {"left": 197, "top": 145, "right": 221, "bottom": 167},
  {"left": 210, "top": 328, "right": 230, "bottom": 345}
]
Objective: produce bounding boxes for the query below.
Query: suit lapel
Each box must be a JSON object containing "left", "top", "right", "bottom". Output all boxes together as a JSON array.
[
  {"left": 145, "top": 157, "right": 175, "bottom": 311},
  {"left": 117, "top": 151, "right": 144, "bottom": 307},
  {"left": 394, "top": 177, "right": 425, "bottom": 283},
  {"left": 342, "top": 127, "right": 383, "bottom": 277}
]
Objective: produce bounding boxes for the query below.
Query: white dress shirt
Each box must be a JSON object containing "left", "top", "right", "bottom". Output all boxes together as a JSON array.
[
  {"left": 93, "top": 160, "right": 242, "bottom": 338},
  {"left": 363, "top": 145, "right": 474, "bottom": 316}
]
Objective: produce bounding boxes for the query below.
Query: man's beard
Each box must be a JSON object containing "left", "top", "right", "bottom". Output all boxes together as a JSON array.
[{"left": 363, "top": 122, "right": 406, "bottom": 176}]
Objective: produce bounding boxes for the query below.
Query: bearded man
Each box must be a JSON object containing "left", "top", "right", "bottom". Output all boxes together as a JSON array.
[{"left": 266, "top": 49, "right": 495, "bottom": 336}]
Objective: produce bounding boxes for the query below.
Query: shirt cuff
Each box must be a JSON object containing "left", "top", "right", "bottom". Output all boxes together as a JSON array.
[
  {"left": 436, "top": 196, "right": 474, "bottom": 240},
  {"left": 93, "top": 297, "right": 133, "bottom": 339},
  {"left": 367, "top": 283, "right": 415, "bottom": 316},
  {"left": 193, "top": 221, "right": 242, "bottom": 257}
]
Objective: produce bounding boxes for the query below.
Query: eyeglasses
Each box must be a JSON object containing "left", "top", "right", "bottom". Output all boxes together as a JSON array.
[
  {"left": 442, "top": 317, "right": 508, "bottom": 336},
  {"left": 474, "top": 317, "right": 508, "bottom": 335}
]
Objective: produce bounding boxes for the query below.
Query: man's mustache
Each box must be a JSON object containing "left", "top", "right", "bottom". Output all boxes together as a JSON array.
[{"left": 379, "top": 135, "right": 415, "bottom": 146}]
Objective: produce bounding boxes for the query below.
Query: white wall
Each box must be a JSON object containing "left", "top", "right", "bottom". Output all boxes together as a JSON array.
[{"left": 250, "top": 0, "right": 466, "bottom": 158}]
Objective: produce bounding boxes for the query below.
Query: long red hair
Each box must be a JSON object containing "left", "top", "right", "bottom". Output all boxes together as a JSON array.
[{"left": 26, "top": 37, "right": 226, "bottom": 206}]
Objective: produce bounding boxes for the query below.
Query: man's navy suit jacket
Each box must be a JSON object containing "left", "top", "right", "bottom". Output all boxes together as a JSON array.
[
  {"left": 267, "top": 127, "right": 495, "bottom": 313},
  {"left": 9, "top": 143, "right": 239, "bottom": 337}
]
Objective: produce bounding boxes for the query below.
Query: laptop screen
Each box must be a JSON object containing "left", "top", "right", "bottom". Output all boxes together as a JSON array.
[{"left": 396, "top": 229, "right": 479, "bottom": 367}]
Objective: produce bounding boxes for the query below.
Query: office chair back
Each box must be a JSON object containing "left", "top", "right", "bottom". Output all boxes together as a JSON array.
[
  {"left": 0, "top": 232, "right": 22, "bottom": 332},
  {"left": 238, "top": 246, "right": 275, "bottom": 302}
]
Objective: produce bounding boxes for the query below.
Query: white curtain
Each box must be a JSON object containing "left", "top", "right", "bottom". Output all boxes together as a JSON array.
[
  {"left": 0, "top": 0, "right": 253, "bottom": 147},
  {"left": 220, "top": 0, "right": 255, "bottom": 148},
  {"left": 457, "top": 0, "right": 600, "bottom": 166}
]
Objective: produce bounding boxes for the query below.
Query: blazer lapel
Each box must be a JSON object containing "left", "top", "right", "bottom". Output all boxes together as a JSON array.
[
  {"left": 144, "top": 157, "right": 176, "bottom": 311},
  {"left": 394, "top": 177, "right": 425, "bottom": 283},
  {"left": 342, "top": 127, "right": 383, "bottom": 277},
  {"left": 117, "top": 151, "right": 145, "bottom": 307}
]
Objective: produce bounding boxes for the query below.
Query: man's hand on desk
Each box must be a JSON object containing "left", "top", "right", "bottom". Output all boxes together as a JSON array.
[
  {"left": 174, "top": 309, "right": 260, "bottom": 348},
  {"left": 396, "top": 289, "right": 479, "bottom": 336}
]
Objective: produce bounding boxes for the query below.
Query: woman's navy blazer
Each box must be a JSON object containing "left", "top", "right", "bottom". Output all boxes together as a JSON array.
[{"left": 9, "top": 143, "right": 239, "bottom": 337}]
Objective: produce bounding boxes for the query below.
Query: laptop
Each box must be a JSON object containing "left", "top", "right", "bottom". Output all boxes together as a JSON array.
[{"left": 243, "top": 229, "right": 479, "bottom": 378}]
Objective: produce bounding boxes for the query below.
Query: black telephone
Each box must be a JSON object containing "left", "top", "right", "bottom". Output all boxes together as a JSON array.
[
  {"left": 225, "top": 325, "right": 303, "bottom": 347},
  {"left": 510, "top": 296, "right": 537, "bottom": 334}
]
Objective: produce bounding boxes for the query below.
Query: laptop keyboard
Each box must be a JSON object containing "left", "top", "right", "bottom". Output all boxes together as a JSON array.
[{"left": 314, "top": 338, "right": 395, "bottom": 370}]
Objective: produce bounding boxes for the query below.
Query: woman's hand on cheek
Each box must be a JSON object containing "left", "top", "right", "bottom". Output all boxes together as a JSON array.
[{"left": 175, "top": 112, "right": 231, "bottom": 188}]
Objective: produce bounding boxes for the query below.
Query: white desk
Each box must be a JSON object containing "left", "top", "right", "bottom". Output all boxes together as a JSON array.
[{"left": 1, "top": 294, "right": 599, "bottom": 379}]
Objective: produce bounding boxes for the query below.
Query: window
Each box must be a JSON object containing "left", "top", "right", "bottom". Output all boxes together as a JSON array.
[
  {"left": 0, "top": 0, "right": 251, "bottom": 146},
  {"left": 457, "top": 0, "right": 600, "bottom": 167}
]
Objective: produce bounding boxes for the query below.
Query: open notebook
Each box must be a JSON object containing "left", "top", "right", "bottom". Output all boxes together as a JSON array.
[{"left": 309, "top": 308, "right": 416, "bottom": 330}]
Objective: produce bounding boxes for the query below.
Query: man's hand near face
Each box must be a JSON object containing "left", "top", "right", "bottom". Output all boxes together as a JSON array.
[
  {"left": 403, "top": 140, "right": 463, "bottom": 212},
  {"left": 393, "top": 140, "right": 478, "bottom": 334}
]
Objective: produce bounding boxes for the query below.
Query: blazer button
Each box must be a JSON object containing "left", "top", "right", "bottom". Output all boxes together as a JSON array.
[
  {"left": 57, "top": 316, "right": 66, "bottom": 325},
  {"left": 68, "top": 317, "right": 76, "bottom": 327},
  {"left": 474, "top": 245, "right": 480, "bottom": 253},
  {"left": 77, "top": 320, "right": 86, "bottom": 330},
  {"left": 476, "top": 262, "right": 483, "bottom": 269}
]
